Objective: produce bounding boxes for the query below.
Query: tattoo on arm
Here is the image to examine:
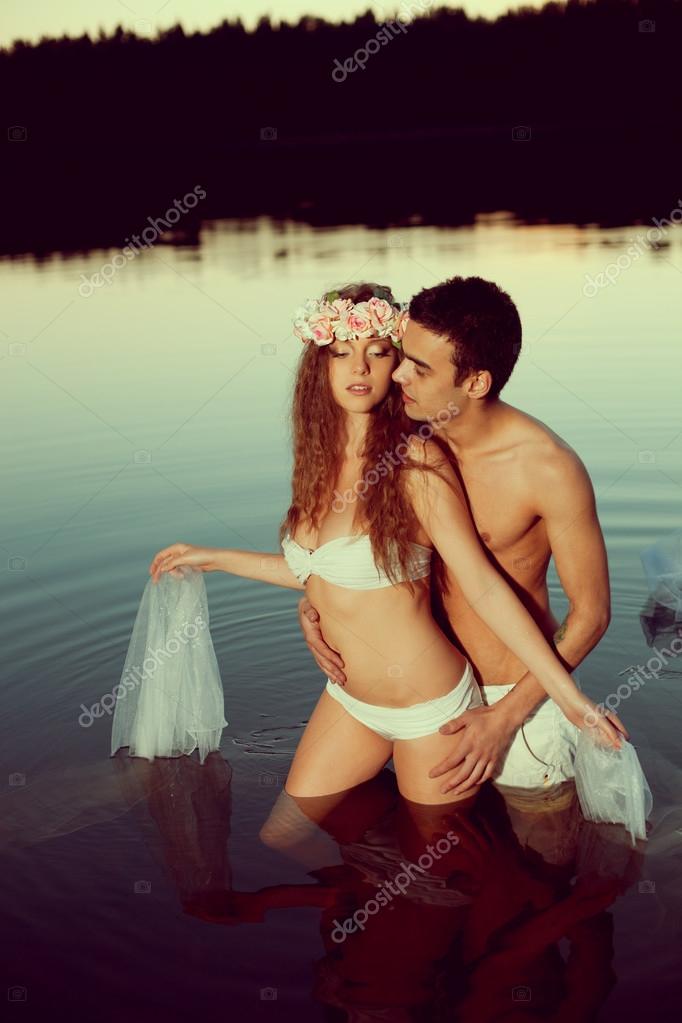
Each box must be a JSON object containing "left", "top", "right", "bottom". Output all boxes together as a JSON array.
[{"left": 553, "top": 616, "right": 568, "bottom": 644}]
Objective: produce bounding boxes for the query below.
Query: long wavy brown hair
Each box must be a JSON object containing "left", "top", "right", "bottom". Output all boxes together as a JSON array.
[{"left": 278, "top": 282, "right": 456, "bottom": 596}]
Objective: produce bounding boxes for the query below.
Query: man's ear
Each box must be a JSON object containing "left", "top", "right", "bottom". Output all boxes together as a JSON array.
[{"left": 466, "top": 370, "right": 493, "bottom": 400}]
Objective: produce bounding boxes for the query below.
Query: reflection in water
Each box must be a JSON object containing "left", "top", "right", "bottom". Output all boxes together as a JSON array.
[
  {"left": 6, "top": 742, "right": 682, "bottom": 1017},
  {"left": 111, "top": 751, "right": 234, "bottom": 901},
  {"left": 105, "top": 752, "right": 648, "bottom": 1020}
]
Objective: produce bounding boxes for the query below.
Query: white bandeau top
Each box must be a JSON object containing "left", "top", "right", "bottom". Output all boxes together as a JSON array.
[{"left": 281, "top": 532, "right": 432, "bottom": 590}]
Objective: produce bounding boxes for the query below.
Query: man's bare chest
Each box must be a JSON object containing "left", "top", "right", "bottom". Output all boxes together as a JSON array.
[{"left": 457, "top": 464, "right": 542, "bottom": 557}]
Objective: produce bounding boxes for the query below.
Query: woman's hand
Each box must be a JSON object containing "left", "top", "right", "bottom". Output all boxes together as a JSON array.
[
  {"left": 149, "top": 543, "right": 221, "bottom": 584},
  {"left": 560, "top": 693, "right": 628, "bottom": 750}
]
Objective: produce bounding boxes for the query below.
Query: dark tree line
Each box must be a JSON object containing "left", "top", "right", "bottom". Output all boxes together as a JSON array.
[{"left": 1, "top": 0, "right": 680, "bottom": 255}]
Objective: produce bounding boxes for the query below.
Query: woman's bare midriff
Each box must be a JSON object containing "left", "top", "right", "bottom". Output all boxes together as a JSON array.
[{"left": 305, "top": 574, "right": 469, "bottom": 707}]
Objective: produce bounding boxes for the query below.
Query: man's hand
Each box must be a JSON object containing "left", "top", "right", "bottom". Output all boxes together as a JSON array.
[
  {"left": 297, "top": 597, "right": 347, "bottom": 685},
  {"left": 429, "top": 704, "right": 517, "bottom": 794}
]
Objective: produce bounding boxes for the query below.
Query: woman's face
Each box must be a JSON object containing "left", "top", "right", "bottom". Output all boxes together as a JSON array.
[{"left": 327, "top": 336, "right": 399, "bottom": 412}]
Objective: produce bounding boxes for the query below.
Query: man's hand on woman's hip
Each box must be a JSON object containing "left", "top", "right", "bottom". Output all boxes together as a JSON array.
[
  {"left": 429, "top": 704, "right": 518, "bottom": 794},
  {"left": 297, "top": 597, "right": 347, "bottom": 685}
]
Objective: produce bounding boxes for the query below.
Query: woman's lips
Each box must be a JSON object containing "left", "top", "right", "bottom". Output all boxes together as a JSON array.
[
  {"left": 346, "top": 385, "right": 372, "bottom": 394},
  {"left": 401, "top": 391, "right": 416, "bottom": 403}
]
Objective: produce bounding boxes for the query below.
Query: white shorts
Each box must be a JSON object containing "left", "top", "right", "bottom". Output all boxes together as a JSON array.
[
  {"left": 481, "top": 675, "right": 581, "bottom": 789},
  {"left": 325, "top": 660, "right": 483, "bottom": 742}
]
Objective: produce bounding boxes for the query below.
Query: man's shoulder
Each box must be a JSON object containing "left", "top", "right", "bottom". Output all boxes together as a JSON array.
[
  {"left": 504, "top": 406, "right": 591, "bottom": 493},
  {"left": 506, "top": 406, "right": 582, "bottom": 464}
]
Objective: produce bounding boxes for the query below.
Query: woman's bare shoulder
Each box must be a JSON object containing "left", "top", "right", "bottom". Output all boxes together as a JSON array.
[
  {"left": 404, "top": 434, "right": 456, "bottom": 472},
  {"left": 402, "top": 435, "right": 463, "bottom": 501}
]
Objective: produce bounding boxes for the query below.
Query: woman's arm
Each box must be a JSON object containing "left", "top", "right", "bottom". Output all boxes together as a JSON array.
[
  {"left": 215, "top": 548, "right": 305, "bottom": 590},
  {"left": 149, "top": 543, "right": 305, "bottom": 590},
  {"left": 403, "top": 438, "right": 623, "bottom": 744}
]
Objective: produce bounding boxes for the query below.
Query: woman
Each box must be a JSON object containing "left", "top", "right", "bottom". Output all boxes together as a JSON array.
[{"left": 149, "top": 282, "right": 626, "bottom": 806}]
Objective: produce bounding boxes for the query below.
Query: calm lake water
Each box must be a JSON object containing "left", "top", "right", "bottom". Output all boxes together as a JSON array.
[{"left": 2, "top": 216, "right": 682, "bottom": 1020}]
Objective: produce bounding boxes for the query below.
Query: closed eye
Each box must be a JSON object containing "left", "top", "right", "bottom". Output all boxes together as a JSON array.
[{"left": 330, "top": 350, "right": 392, "bottom": 358}]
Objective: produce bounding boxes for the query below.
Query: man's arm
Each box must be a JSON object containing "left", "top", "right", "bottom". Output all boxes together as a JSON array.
[
  {"left": 434, "top": 446, "right": 621, "bottom": 794},
  {"left": 494, "top": 447, "right": 611, "bottom": 728}
]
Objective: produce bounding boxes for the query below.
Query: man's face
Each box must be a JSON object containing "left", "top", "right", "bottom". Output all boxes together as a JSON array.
[{"left": 392, "top": 320, "right": 463, "bottom": 422}]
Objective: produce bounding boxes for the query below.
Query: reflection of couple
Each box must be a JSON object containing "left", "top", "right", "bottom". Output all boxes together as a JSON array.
[
  {"left": 150, "top": 276, "right": 626, "bottom": 807},
  {"left": 119, "top": 755, "right": 640, "bottom": 1020}
]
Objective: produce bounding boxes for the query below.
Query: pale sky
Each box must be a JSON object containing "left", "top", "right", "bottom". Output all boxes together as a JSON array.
[{"left": 2, "top": 0, "right": 553, "bottom": 47}]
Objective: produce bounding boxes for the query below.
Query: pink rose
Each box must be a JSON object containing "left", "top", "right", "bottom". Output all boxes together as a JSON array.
[
  {"left": 308, "top": 313, "right": 334, "bottom": 345},
  {"left": 367, "top": 297, "right": 395, "bottom": 335},
  {"left": 395, "top": 309, "right": 410, "bottom": 340},
  {"left": 346, "top": 301, "right": 374, "bottom": 338},
  {"left": 333, "top": 318, "right": 355, "bottom": 341},
  {"left": 320, "top": 298, "right": 353, "bottom": 319}
]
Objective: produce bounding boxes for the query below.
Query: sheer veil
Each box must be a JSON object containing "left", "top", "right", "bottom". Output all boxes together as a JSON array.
[{"left": 111, "top": 566, "right": 227, "bottom": 763}]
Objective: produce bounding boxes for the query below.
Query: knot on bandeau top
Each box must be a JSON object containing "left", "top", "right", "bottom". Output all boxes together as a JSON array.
[{"left": 281, "top": 532, "right": 432, "bottom": 591}]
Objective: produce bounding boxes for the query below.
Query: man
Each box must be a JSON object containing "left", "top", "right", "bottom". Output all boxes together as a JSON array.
[{"left": 299, "top": 275, "right": 621, "bottom": 795}]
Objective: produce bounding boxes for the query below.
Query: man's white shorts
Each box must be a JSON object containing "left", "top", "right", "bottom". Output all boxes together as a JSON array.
[{"left": 480, "top": 675, "right": 581, "bottom": 789}]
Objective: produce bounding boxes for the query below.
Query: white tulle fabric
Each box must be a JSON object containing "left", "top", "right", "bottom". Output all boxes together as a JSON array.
[
  {"left": 574, "top": 729, "right": 653, "bottom": 845},
  {"left": 111, "top": 566, "right": 227, "bottom": 763},
  {"left": 641, "top": 530, "right": 682, "bottom": 621}
]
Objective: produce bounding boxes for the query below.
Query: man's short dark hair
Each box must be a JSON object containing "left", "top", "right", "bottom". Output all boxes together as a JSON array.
[{"left": 408, "top": 276, "right": 522, "bottom": 398}]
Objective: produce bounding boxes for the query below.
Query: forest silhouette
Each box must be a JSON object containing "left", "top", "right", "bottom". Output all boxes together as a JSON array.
[{"left": 1, "top": 0, "right": 680, "bottom": 255}]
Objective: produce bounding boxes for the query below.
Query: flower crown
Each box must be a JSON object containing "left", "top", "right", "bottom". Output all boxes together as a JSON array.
[{"left": 293, "top": 287, "right": 409, "bottom": 349}]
